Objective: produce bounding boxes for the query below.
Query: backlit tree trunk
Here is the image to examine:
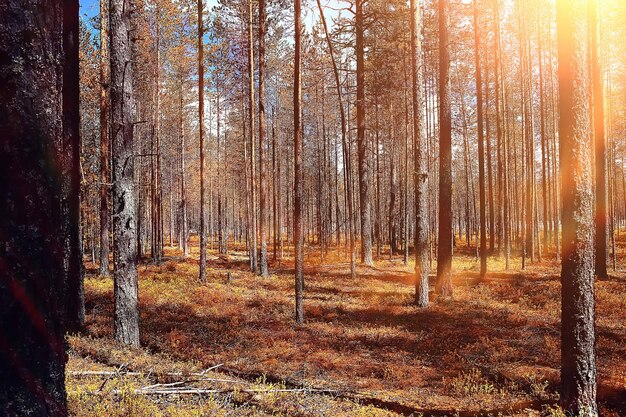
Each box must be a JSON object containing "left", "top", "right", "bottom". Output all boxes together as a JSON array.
[
  {"left": 556, "top": 0, "right": 598, "bottom": 414},
  {"left": 436, "top": 0, "right": 453, "bottom": 297}
]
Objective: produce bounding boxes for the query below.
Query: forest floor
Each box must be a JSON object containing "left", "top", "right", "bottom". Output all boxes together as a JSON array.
[{"left": 67, "top": 239, "right": 626, "bottom": 416}]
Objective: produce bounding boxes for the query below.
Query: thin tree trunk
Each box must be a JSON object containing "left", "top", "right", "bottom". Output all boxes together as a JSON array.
[
  {"left": 247, "top": 0, "right": 258, "bottom": 273},
  {"left": 294, "top": 0, "right": 304, "bottom": 323},
  {"left": 411, "top": 0, "right": 428, "bottom": 306},
  {"left": 356, "top": 0, "right": 372, "bottom": 266},
  {"left": 591, "top": 0, "right": 608, "bottom": 279},
  {"left": 258, "top": 0, "right": 269, "bottom": 276},
  {"left": 99, "top": 0, "right": 111, "bottom": 277},
  {"left": 198, "top": 0, "right": 207, "bottom": 282},
  {"left": 436, "top": 0, "right": 453, "bottom": 297},
  {"left": 474, "top": 0, "right": 487, "bottom": 280}
]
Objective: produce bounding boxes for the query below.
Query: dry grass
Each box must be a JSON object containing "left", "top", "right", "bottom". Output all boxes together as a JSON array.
[{"left": 70, "top": 239, "right": 626, "bottom": 416}]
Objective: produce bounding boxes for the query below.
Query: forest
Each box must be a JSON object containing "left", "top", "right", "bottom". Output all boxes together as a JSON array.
[{"left": 0, "top": 0, "right": 625, "bottom": 416}]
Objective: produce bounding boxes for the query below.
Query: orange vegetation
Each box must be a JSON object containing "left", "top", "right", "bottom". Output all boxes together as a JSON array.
[{"left": 68, "top": 240, "right": 626, "bottom": 416}]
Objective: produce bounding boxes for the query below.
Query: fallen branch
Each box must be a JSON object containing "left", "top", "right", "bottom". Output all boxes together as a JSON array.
[{"left": 116, "top": 387, "right": 341, "bottom": 396}]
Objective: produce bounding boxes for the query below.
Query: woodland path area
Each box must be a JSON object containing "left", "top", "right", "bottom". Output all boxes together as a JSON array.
[{"left": 67, "top": 243, "right": 626, "bottom": 417}]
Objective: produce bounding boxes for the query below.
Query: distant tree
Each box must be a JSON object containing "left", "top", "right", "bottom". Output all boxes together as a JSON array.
[
  {"left": 356, "top": 0, "right": 373, "bottom": 266},
  {"left": 110, "top": 0, "right": 140, "bottom": 347},
  {"left": 258, "top": 0, "right": 269, "bottom": 277},
  {"left": 199, "top": 0, "right": 207, "bottom": 283},
  {"left": 591, "top": 0, "right": 608, "bottom": 280},
  {"left": 557, "top": 0, "right": 598, "bottom": 415},
  {"left": 473, "top": 0, "right": 487, "bottom": 281},
  {"left": 436, "top": 0, "right": 453, "bottom": 297},
  {"left": 0, "top": 0, "right": 68, "bottom": 414},
  {"left": 294, "top": 0, "right": 304, "bottom": 323}
]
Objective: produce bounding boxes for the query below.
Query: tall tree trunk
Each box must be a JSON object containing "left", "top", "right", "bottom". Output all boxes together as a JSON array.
[
  {"left": 436, "top": 0, "right": 453, "bottom": 297},
  {"left": 99, "top": 0, "right": 111, "bottom": 277},
  {"left": 198, "top": 0, "right": 207, "bottom": 283},
  {"left": 110, "top": 0, "right": 139, "bottom": 347},
  {"left": 247, "top": 0, "right": 258, "bottom": 273},
  {"left": 179, "top": 80, "right": 189, "bottom": 257},
  {"left": 258, "top": 0, "right": 269, "bottom": 276},
  {"left": 474, "top": 0, "right": 487, "bottom": 280},
  {"left": 557, "top": 1, "right": 597, "bottom": 414},
  {"left": 294, "top": 0, "right": 304, "bottom": 323},
  {"left": 0, "top": 1, "right": 68, "bottom": 413},
  {"left": 63, "top": 0, "right": 84, "bottom": 332},
  {"left": 591, "top": 0, "right": 607, "bottom": 280},
  {"left": 411, "top": 0, "right": 429, "bottom": 307},
  {"left": 356, "top": 0, "right": 372, "bottom": 266}
]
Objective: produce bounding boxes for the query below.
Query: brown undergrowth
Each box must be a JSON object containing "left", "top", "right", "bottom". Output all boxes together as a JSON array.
[{"left": 69, "top": 240, "right": 626, "bottom": 416}]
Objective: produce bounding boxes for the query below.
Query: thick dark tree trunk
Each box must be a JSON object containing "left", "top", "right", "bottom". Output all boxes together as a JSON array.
[
  {"left": 436, "top": 0, "right": 453, "bottom": 297},
  {"left": 110, "top": 0, "right": 140, "bottom": 347},
  {"left": 556, "top": 1, "right": 598, "bottom": 415},
  {"left": 0, "top": 1, "right": 68, "bottom": 414},
  {"left": 63, "top": 0, "right": 85, "bottom": 332},
  {"left": 410, "top": 0, "right": 429, "bottom": 307}
]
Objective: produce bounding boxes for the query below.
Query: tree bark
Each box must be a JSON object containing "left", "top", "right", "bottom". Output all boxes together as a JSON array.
[
  {"left": 294, "top": 0, "right": 304, "bottom": 323},
  {"left": 557, "top": 1, "right": 598, "bottom": 414},
  {"left": 258, "top": 0, "right": 269, "bottom": 277},
  {"left": 247, "top": 0, "right": 258, "bottom": 273},
  {"left": 356, "top": 0, "right": 372, "bottom": 266},
  {"left": 410, "top": 0, "right": 429, "bottom": 307},
  {"left": 99, "top": 0, "right": 111, "bottom": 277},
  {"left": 436, "top": 0, "right": 453, "bottom": 297},
  {"left": 63, "top": 0, "right": 85, "bottom": 332},
  {"left": 111, "top": 0, "right": 140, "bottom": 347},
  {"left": 198, "top": 0, "right": 207, "bottom": 283},
  {"left": 0, "top": 1, "right": 68, "bottom": 413},
  {"left": 474, "top": 0, "right": 487, "bottom": 281},
  {"left": 591, "top": 0, "right": 608, "bottom": 280}
]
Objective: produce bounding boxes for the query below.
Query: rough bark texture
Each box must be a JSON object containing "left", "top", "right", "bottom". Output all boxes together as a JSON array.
[
  {"left": 99, "top": 0, "right": 111, "bottom": 277},
  {"left": 356, "top": 0, "right": 373, "bottom": 266},
  {"left": 410, "top": 0, "right": 429, "bottom": 307},
  {"left": 0, "top": 1, "right": 68, "bottom": 414},
  {"left": 63, "top": 0, "right": 85, "bottom": 332},
  {"left": 436, "top": 0, "right": 453, "bottom": 297},
  {"left": 556, "top": 1, "right": 598, "bottom": 415},
  {"left": 110, "top": 0, "right": 140, "bottom": 347},
  {"left": 294, "top": 0, "right": 304, "bottom": 323}
]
